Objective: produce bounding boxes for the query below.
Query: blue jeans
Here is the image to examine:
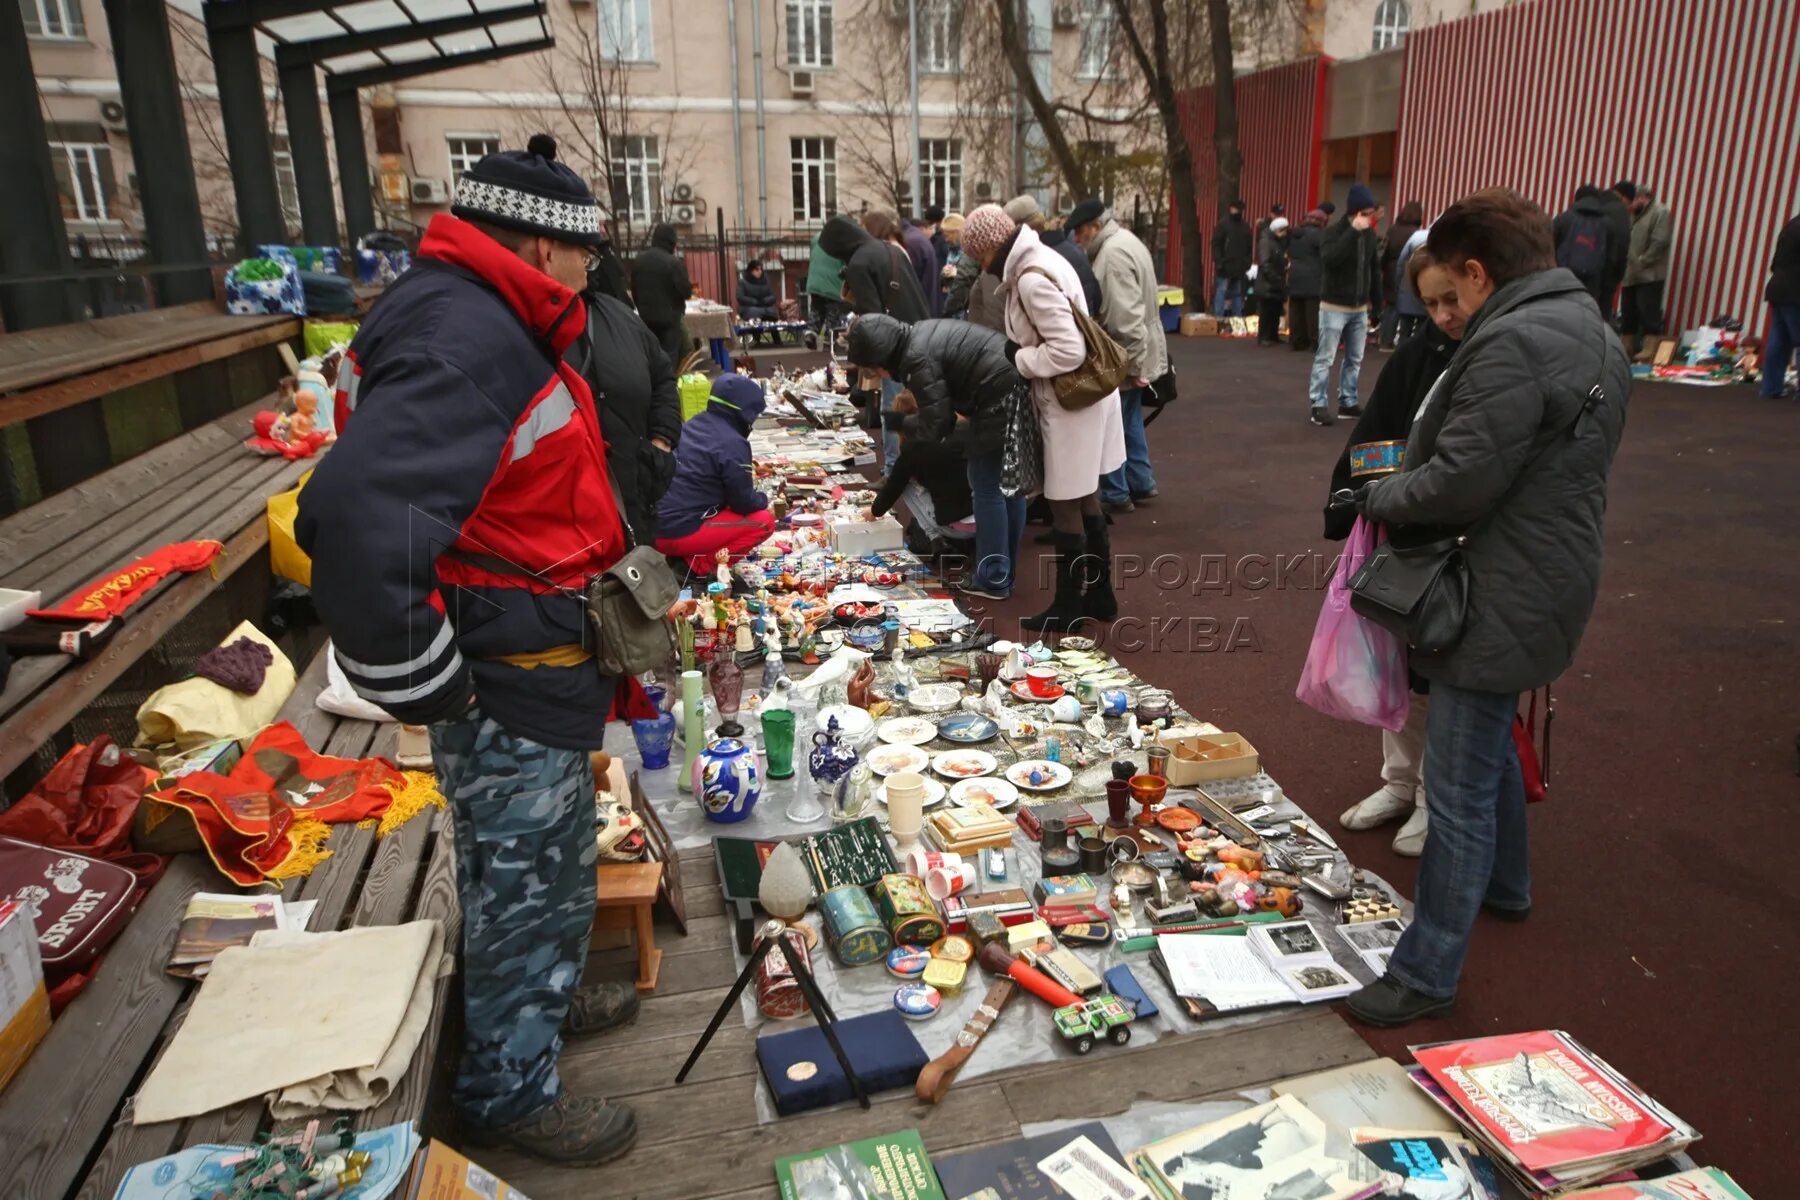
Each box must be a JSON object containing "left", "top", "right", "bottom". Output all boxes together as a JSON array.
[
  {"left": 1101, "top": 386, "right": 1156, "bottom": 504},
  {"left": 966, "top": 450, "right": 1025, "bottom": 595},
  {"left": 1385, "top": 682, "right": 1530, "bottom": 998},
  {"left": 1212, "top": 275, "right": 1245, "bottom": 318},
  {"left": 1762, "top": 303, "right": 1800, "bottom": 397},
  {"left": 1308, "top": 307, "right": 1367, "bottom": 411},
  {"left": 879, "top": 378, "right": 904, "bottom": 469}
]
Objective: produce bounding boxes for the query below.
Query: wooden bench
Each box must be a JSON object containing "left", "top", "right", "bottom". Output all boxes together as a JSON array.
[
  {"left": 0, "top": 393, "right": 317, "bottom": 786},
  {"left": 0, "top": 302, "right": 299, "bottom": 428},
  {"left": 0, "top": 645, "right": 460, "bottom": 1200}
]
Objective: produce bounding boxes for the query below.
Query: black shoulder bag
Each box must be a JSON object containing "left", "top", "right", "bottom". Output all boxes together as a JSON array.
[{"left": 1349, "top": 358, "right": 1605, "bottom": 655}]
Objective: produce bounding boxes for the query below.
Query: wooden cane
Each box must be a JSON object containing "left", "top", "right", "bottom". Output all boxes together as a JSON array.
[{"left": 914, "top": 976, "right": 1019, "bottom": 1104}]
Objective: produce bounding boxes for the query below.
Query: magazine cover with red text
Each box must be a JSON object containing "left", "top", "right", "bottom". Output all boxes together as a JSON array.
[{"left": 1410, "top": 1032, "right": 1674, "bottom": 1173}]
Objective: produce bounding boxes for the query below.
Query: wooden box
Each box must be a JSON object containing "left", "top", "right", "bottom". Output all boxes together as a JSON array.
[
  {"left": 1179, "top": 313, "right": 1219, "bottom": 337},
  {"left": 1158, "top": 730, "right": 1260, "bottom": 784}
]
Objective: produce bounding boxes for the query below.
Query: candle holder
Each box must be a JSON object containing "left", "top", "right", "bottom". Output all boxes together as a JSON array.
[
  {"left": 1128, "top": 774, "right": 1168, "bottom": 826},
  {"left": 1104, "top": 778, "right": 1133, "bottom": 836}
]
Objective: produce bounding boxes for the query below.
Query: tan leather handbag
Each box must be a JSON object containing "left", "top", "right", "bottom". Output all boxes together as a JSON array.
[{"left": 1017, "top": 266, "right": 1131, "bottom": 410}]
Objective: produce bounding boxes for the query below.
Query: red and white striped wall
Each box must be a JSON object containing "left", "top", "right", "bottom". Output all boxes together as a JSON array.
[
  {"left": 1393, "top": 0, "right": 1800, "bottom": 335},
  {"left": 1167, "top": 57, "right": 1328, "bottom": 284}
]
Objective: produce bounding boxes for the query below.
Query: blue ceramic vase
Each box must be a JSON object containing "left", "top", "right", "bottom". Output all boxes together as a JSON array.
[
  {"left": 808, "top": 716, "right": 859, "bottom": 792},
  {"left": 698, "top": 737, "right": 762, "bottom": 823}
]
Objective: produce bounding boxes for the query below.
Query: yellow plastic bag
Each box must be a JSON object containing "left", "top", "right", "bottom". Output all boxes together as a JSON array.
[
  {"left": 679, "top": 372, "right": 712, "bottom": 422},
  {"left": 267, "top": 469, "right": 314, "bottom": 587}
]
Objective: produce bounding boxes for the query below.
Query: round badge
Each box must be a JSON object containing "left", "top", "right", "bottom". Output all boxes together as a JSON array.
[
  {"left": 886, "top": 944, "right": 930, "bottom": 978},
  {"left": 786, "top": 1061, "right": 818, "bottom": 1082},
  {"left": 893, "top": 983, "right": 943, "bottom": 1020},
  {"left": 929, "top": 934, "right": 975, "bottom": 964}
]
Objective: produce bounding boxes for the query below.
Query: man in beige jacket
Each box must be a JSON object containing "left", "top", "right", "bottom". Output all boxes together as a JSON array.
[
  {"left": 1070, "top": 199, "right": 1170, "bottom": 515},
  {"left": 1620, "top": 187, "right": 1673, "bottom": 359}
]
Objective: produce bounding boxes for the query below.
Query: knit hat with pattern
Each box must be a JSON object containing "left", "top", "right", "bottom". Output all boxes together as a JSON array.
[{"left": 452, "top": 134, "right": 601, "bottom": 246}]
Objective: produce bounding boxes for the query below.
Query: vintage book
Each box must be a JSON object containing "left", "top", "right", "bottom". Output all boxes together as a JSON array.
[
  {"left": 1151, "top": 933, "right": 1292, "bottom": 1015},
  {"left": 167, "top": 893, "right": 282, "bottom": 978},
  {"left": 1130, "top": 1095, "right": 1381, "bottom": 1200},
  {"left": 1033, "top": 874, "right": 1099, "bottom": 907},
  {"left": 1334, "top": 917, "right": 1407, "bottom": 977},
  {"left": 933, "top": 1122, "right": 1129, "bottom": 1200},
  {"left": 774, "top": 1128, "right": 945, "bottom": 1200},
  {"left": 1274, "top": 1059, "right": 1460, "bottom": 1137},
  {"left": 1351, "top": 1128, "right": 1502, "bottom": 1200},
  {"left": 1562, "top": 1167, "right": 1752, "bottom": 1199},
  {"left": 1245, "top": 920, "right": 1360, "bottom": 1003},
  {"left": 942, "top": 889, "right": 1036, "bottom": 932},
  {"left": 1410, "top": 1031, "right": 1679, "bottom": 1174},
  {"left": 1014, "top": 799, "right": 1097, "bottom": 841}
]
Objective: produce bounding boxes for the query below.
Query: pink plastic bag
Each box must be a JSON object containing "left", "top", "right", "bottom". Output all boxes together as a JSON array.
[{"left": 1295, "top": 516, "right": 1410, "bottom": 731}]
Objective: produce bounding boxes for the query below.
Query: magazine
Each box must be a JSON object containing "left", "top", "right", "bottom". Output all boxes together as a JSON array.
[
  {"left": 1153, "top": 934, "right": 1293, "bottom": 1014},
  {"left": 1410, "top": 1032, "right": 1676, "bottom": 1174},
  {"left": 167, "top": 893, "right": 281, "bottom": 978},
  {"left": 1130, "top": 1095, "right": 1382, "bottom": 1200},
  {"left": 774, "top": 1129, "right": 945, "bottom": 1200},
  {"left": 1561, "top": 1168, "right": 1751, "bottom": 1199},
  {"left": 1351, "top": 1128, "right": 1501, "bottom": 1200},
  {"left": 1274, "top": 1060, "right": 1460, "bottom": 1138}
]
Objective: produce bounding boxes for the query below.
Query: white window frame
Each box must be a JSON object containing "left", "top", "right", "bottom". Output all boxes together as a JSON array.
[
  {"left": 600, "top": 0, "right": 654, "bottom": 63},
  {"left": 790, "top": 136, "right": 837, "bottom": 224},
  {"left": 446, "top": 134, "right": 500, "bottom": 180},
  {"left": 50, "top": 142, "right": 110, "bottom": 222},
  {"left": 786, "top": 0, "right": 834, "bottom": 69},
  {"left": 23, "top": 0, "right": 85, "bottom": 39},
  {"left": 918, "top": 0, "right": 959, "bottom": 74},
  {"left": 609, "top": 134, "right": 661, "bottom": 226},
  {"left": 918, "top": 138, "right": 962, "bottom": 213},
  {"left": 1076, "top": 0, "right": 1116, "bottom": 81},
  {"left": 1372, "top": 0, "right": 1410, "bottom": 50}
]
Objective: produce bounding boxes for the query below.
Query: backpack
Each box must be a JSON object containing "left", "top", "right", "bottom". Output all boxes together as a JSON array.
[{"left": 1557, "top": 213, "right": 1608, "bottom": 280}]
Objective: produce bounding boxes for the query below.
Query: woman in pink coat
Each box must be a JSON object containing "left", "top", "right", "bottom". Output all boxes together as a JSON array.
[{"left": 961, "top": 204, "right": 1125, "bottom": 631}]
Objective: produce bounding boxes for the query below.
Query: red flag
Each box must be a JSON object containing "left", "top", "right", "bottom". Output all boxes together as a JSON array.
[{"left": 29, "top": 540, "right": 223, "bottom": 621}]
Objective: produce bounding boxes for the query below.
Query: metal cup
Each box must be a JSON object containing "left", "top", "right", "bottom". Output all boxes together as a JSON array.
[
  {"left": 1079, "top": 835, "right": 1107, "bottom": 873},
  {"left": 1146, "top": 745, "right": 1171, "bottom": 780}
]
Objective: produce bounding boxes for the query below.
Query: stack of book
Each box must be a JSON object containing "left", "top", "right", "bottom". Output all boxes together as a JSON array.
[
  {"left": 1129, "top": 1094, "right": 1382, "bottom": 1200},
  {"left": 925, "top": 803, "right": 1014, "bottom": 854},
  {"left": 1407, "top": 1031, "right": 1700, "bottom": 1196},
  {"left": 1014, "top": 799, "right": 1096, "bottom": 841},
  {"left": 166, "top": 892, "right": 316, "bottom": 978}
]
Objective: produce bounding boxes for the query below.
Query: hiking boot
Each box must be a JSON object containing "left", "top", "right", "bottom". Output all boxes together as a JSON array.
[
  {"left": 563, "top": 980, "right": 640, "bottom": 1038},
  {"left": 1101, "top": 498, "right": 1135, "bottom": 515},
  {"left": 1344, "top": 977, "right": 1455, "bottom": 1028},
  {"left": 1336, "top": 404, "right": 1364, "bottom": 420},
  {"left": 1131, "top": 487, "right": 1160, "bottom": 503},
  {"left": 466, "top": 1092, "right": 639, "bottom": 1166},
  {"left": 1019, "top": 531, "right": 1087, "bottom": 635},
  {"left": 1079, "top": 514, "right": 1118, "bottom": 623}
]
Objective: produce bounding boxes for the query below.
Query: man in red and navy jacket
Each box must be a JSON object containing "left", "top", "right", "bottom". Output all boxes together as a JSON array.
[{"left": 297, "top": 136, "right": 640, "bottom": 1166}]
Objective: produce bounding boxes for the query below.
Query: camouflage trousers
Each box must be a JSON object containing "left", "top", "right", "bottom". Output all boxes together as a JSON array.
[{"left": 430, "top": 707, "right": 596, "bottom": 1126}]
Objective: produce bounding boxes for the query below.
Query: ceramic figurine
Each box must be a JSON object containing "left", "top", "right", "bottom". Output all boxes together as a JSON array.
[
  {"left": 1083, "top": 710, "right": 1110, "bottom": 742},
  {"left": 1123, "top": 712, "right": 1144, "bottom": 749},
  {"left": 890, "top": 646, "right": 916, "bottom": 702},
  {"left": 761, "top": 649, "right": 788, "bottom": 693},
  {"left": 758, "top": 675, "right": 793, "bottom": 714},
  {"left": 998, "top": 641, "right": 1026, "bottom": 681},
  {"left": 808, "top": 715, "right": 860, "bottom": 795},
  {"left": 847, "top": 659, "right": 878, "bottom": 709},
  {"left": 794, "top": 643, "right": 869, "bottom": 700},
  {"left": 697, "top": 737, "right": 762, "bottom": 823},
  {"left": 832, "top": 761, "right": 875, "bottom": 824}
]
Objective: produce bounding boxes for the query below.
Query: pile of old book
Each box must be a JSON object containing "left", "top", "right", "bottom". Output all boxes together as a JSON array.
[
  {"left": 924, "top": 802, "right": 1012, "bottom": 854},
  {"left": 1407, "top": 1030, "right": 1703, "bottom": 1196}
]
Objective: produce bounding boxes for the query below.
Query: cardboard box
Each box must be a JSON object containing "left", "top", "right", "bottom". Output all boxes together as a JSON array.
[
  {"left": 0, "top": 900, "right": 51, "bottom": 1094},
  {"left": 1157, "top": 730, "right": 1260, "bottom": 785},
  {"left": 1179, "top": 313, "right": 1218, "bottom": 337},
  {"left": 828, "top": 513, "right": 905, "bottom": 556},
  {"left": 405, "top": 1139, "right": 527, "bottom": 1200}
]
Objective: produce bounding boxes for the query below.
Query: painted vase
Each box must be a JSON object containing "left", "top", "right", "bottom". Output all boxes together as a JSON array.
[
  {"left": 697, "top": 737, "right": 762, "bottom": 823},
  {"left": 808, "top": 715, "right": 859, "bottom": 790}
]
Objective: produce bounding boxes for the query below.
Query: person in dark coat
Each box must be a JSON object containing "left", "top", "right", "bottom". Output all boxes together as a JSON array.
[
  {"left": 868, "top": 418, "right": 973, "bottom": 547},
  {"left": 823, "top": 213, "right": 929, "bottom": 469},
  {"left": 652, "top": 374, "right": 774, "bottom": 573},
  {"left": 568, "top": 291, "right": 680, "bottom": 539},
  {"left": 1256, "top": 217, "right": 1291, "bottom": 345},
  {"left": 864, "top": 208, "right": 941, "bottom": 319},
  {"left": 1345, "top": 187, "right": 1629, "bottom": 1028},
  {"left": 631, "top": 222, "right": 692, "bottom": 368},
  {"left": 1004, "top": 194, "right": 1102, "bottom": 316},
  {"left": 736, "top": 260, "right": 779, "bottom": 319},
  {"left": 1210, "top": 199, "right": 1254, "bottom": 317},
  {"left": 1378, "top": 200, "right": 1424, "bottom": 348},
  {"left": 1287, "top": 208, "right": 1327, "bottom": 352},
  {"left": 845, "top": 313, "right": 1023, "bottom": 600},
  {"left": 1760, "top": 213, "right": 1800, "bottom": 399},
  {"left": 586, "top": 226, "right": 632, "bottom": 308},
  {"left": 1597, "top": 180, "right": 1636, "bottom": 322},
  {"left": 1551, "top": 185, "right": 1616, "bottom": 314},
  {"left": 1308, "top": 184, "right": 1383, "bottom": 423}
]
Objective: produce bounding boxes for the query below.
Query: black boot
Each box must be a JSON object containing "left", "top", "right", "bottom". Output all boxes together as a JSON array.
[
  {"left": 1079, "top": 514, "right": 1118, "bottom": 622},
  {"left": 1019, "top": 531, "right": 1086, "bottom": 634}
]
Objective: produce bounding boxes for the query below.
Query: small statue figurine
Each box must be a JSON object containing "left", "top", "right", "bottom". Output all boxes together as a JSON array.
[
  {"left": 758, "top": 675, "right": 793, "bottom": 714},
  {"left": 889, "top": 645, "right": 916, "bottom": 702},
  {"left": 846, "top": 658, "right": 878, "bottom": 710},
  {"left": 715, "top": 547, "right": 733, "bottom": 595}
]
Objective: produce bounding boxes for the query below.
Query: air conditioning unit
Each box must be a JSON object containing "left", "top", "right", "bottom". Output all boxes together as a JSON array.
[
  {"left": 789, "top": 69, "right": 815, "bottom": 97},
  {"left": 411, "top": 176, "right": 450, "bottom": 205},
  {"left": 671, "top": 182, "right": 696, "bottom": 203},
  {"left": 100, "top": 99, "right": 127, "bottom": 132},
  {"left": 670, "top": 203, "right": 698, "bottom": 225},
  {"left": 1053, "top": 2, "right": 1079, "bottom": 29}
]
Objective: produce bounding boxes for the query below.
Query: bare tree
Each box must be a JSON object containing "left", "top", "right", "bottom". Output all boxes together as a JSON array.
[
  {"left": 834, "top": 5, "right": 917, "bottom": 215},
  {"left": 992, "top": 0, "right": 1089, "bottom": 198}
]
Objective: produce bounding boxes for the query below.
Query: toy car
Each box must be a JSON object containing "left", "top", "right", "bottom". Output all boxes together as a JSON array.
[{"left": 1052, "top": 992, "right": 1136, "bottom": 1055}]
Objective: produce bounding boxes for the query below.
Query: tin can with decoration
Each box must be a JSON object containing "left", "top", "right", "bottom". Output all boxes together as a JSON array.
[
  {"left": 873, "top": 873, "right": 944, "bottom": 946},
  {"left": 820, "top": 884, "right": 891, "bottom": 966},
  {"left": 753, "top": 924, "right": 812, "bottom": 1020}
]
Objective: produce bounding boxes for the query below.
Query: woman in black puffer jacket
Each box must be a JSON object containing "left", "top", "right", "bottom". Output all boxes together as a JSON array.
[
  {"left": 737, "top": 260, "right": 779, "bottom": 319},
  {"left": 846, "top": 314, "right": 1024, "bottom": 599}
]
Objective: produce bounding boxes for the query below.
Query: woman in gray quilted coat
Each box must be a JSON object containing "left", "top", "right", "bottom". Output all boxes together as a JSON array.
[{"left": 1345, "top": 188, "right": 1630, "bottom": 1028}]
